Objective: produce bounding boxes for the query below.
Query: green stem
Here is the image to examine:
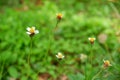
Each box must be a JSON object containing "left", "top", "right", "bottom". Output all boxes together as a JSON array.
[
  {"left": 27, "top": 37, "right": 33, "bottom": 79},
  {"left": 28, "top": 37, "right": 33, "bottom": 66},
  {"left": 104, "top": 44, "right": 114, "bottom": 62},
  {"left": 41, "top": 19, "right": 61, "bottom": 79},
  {"left": 54, "top": 19, "right": 60, "bottom": 31},
  {"left": 92, "top": 68, "right": 103, "bottom": 80},
  {"left": 59, "top": 60, "right": 63, "bottom": 75},
  {"left": 45, "top": 25, "right": 52, "bottom": 63},
  {"left": 109, "top": 2, "right": 120, "bottom": 18},
  {"left": 46, "top": 19, "right": 60, "bottom": 62},
  {"left": 90, "top": 44, "right": 93, "bottom": 66},
  {"left": 89, "top": 44, "right": 94, "bottom": 80},
  {"left": 84, "top": 62, "right": 88, "bottom": 80}
]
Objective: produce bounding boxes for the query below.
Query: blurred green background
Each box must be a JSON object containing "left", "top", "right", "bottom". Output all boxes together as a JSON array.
[{"left": 0, "top": 0, "right": 120, "bottom": 80}]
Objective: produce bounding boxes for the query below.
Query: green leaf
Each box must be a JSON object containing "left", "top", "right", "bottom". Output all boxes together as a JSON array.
[{"left": 8, "top": 66, "right": 19, "bottom": 78}]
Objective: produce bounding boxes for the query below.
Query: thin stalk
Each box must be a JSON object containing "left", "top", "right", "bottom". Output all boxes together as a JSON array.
[
  {"left": 92, "top": 68, "right": 103, "bottom": 80},
  {"left": 45, "top": 25, "right": 52, "bottom": 63},
  {"left": 28, "top": 37, "right": 33, "bottom": 66},
  {"left": 90, "top": 44, "right": 93, "bottom": 65},
  {"left": 40, "top": 19, "right": 61, "bottom": 79},
  {"left": 89, "top": 44, "right": 94, "bottom": 80},
  {"left": 84, "top": 62, "right": 88, "bottom": 80},
  {"left": 37, "top": 19, "right": 61, "bottom": 80},
  {"left": 54, "top": 19, "right": 60, "bottom": 31},
  {"left": 104, "top": 44, "right": 114, "bottom": 62},
  {"left": 27, "top": 37, "right": 33, "bottom": 79},
  {"left": 46, "top": 19, "right": 60, "bottom": 61},
  {"left": 109, "top": 3, "right": 120, "bottom": 18},
  {"left": 58, "top": 60, "right": 63, "bottom": 75}
]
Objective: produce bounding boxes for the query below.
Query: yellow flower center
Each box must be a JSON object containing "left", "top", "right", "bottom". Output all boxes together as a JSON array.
[
  {"left": 58, "top": 53, "right": 63, "bottom": 58},
  {"left": 57, "top": 13, "right": 62, "bottom": 19},
  {"left": 30, "top": 27, "right": 35, "bottom": 34},
  {"left": 90, "top": 38, "right": 95, "bottom": 42},
  {"left": 58, "top": 13, "right": 62, "bottom": 17},
  {"left": 104, "top": 60, "right": 111, "bottom": 67}
]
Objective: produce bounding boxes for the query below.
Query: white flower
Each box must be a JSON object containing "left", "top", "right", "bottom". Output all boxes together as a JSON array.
[
  {"left": 80, "top": 53, "right": 87, "bottom": 63},
  {"left": 26, "top": 26, "right": 39, "bottom": 36},
  {"left": 103, "top": 59, "right": 112, "bottom": 68},
  {"left": 56, "top": 52, "right": 64, "bottom": 59},
  {"left": 98, "top": 33, "right": 107, "bottom": 44}
]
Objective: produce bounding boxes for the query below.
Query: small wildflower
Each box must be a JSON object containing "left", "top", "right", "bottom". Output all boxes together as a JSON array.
[
  {"left": 26, "top": 26, "right": 39, "bottom": 37},
  {"left": 103, "top": 60, "right": 112, "bottom": 68},
  {"left": 56, "top": 13, "right": 63, "bottom": 20},
  {"left": 98, "top": 33, "right": 107, "bottom": 44},
  {"left": 116, "top": 31, "right": 120, "bottom": 36},
  {"left": 80, "top": 53, "right": 87, "bottom": 63},
  {"left": 56, "top": 52, "right": 64, "bottom": 60},
  {"left": 88, "top": 37, "right": 96, "bottom": 44}
]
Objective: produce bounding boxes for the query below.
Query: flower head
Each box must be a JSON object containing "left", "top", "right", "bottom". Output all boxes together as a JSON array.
[
  {"left": 98, "top": 33, "right": 107, "bottom": 44},
  {"left": 103, "top": 60, "right": 112, "bottom": 68},
  {"left": 88, "top": 37, "right": 96, "bottom": 44},
  {"left": 56, "top": 52, "right": 64, "bottom": 60},
  {"left": 26, "top": 26, "right": 39, "bottom": 37},
  {"left": 56, "top": 13, "right": 63, "bottom": 20},
  {"left": 80, "top": 53, "right": 87, "bottom": 63}
]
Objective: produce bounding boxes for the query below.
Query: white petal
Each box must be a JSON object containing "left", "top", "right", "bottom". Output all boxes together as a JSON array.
[
  {"left": 62, "top": 56, "right": 65, "bottom": 58},
  {"left": 88, "top": 38, "right": 91, "bottom": 40},
  {"left": 26, "top": 32, "right": 31, "bottom": 35},
  {"left": 94, "top": 38, "right": 96, "bottom": 40},
  {"left": 32, "top": 26, "right": 35, "bottom": 30},
  {"left": 26, "top": 27, "right": 31, "bottom": 31},
  {"left": 58, "top": 52, "right": 62, "bottom": 55},
  {"left": 56, "top": 55, "right": 58, "bottom": 58},
  {"left": 35, "top": 30, "right": 39, "bottom": 34}
]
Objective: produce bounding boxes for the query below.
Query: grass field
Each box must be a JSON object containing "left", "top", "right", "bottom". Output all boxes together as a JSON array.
[{"left": 0, "top": 0, "right": 120, "bottom": 80}]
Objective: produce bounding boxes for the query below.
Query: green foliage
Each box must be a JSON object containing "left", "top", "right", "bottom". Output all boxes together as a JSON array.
[
  {"left": 0, "top": 0, "right": 120, "bottom": 80},
  {"left": 8, "top": 66, "right": 19, "bottom": 78},
  {"left": 68, "top": 73, "right": 85, "bottom": 80}
]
